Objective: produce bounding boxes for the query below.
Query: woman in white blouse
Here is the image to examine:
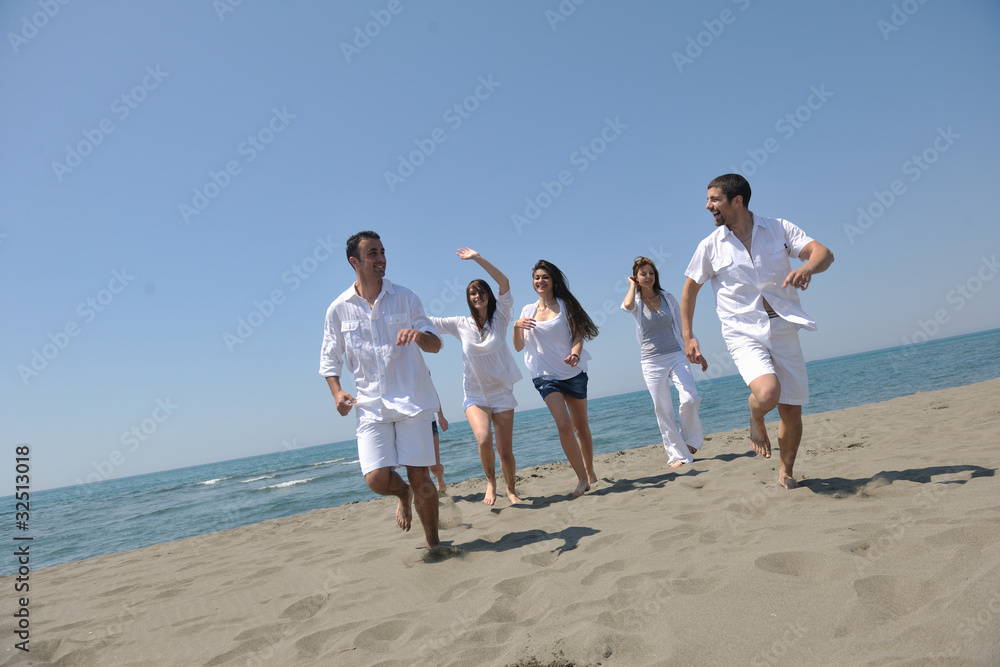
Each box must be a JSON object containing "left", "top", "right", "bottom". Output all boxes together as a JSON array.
[
  {"left": 429, "top": 248, "right": 524, "bottom": 506},
  {"left": 622, "top": 256, "right": 707, "bottom": 467},
  {"left": 513, "top": 260, "right": 599, "bottom": 497}
]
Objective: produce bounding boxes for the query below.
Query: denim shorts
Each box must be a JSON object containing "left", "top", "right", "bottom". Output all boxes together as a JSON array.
[{"left": 532, "top": 372, "right": 588, "bottom": 400}]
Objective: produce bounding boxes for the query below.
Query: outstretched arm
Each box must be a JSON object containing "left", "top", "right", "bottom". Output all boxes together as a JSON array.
[
  {"left": 783, "top": 241, "right": 834, "bottom": 290},
  {"left": 457, "top": 247, "right": 509, "bottom": 295}
]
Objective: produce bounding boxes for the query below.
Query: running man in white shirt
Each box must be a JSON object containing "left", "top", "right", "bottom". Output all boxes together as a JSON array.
[
  {"left": 681, "top": 175, "right": 834, "bottom": 489},
  {"left": 319, "top": 231, "right": 443, "bottom": 548}
]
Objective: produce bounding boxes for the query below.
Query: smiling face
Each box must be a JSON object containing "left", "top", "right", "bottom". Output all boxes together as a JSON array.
[
  {"left": 635, "top": 263, "right": 657, "bottom": 289},
  {"left": 467, "top": 281, "right": 490, "bottom": 315},
  {"left": 706, "top": 186, "right": 741, "bottom": 227},
  {"left": 533, "top": 269, "right": 553, "bottom": 298},
  {"left": 351, "top": 237, "right": 386, "bottom": 279}
]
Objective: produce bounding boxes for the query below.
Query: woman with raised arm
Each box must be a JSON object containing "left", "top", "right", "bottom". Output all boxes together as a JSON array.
[
  {"left": 622, "top": 256, "right": 707, "bottom": 468},
  {"left": 513, "top": 260, "right": 599, "bottom": 497},
  {"left": 428, "top": 248, "right": 524, "bottom": 506}
]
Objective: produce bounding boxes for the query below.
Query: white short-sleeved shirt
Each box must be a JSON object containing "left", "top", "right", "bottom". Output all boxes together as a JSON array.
[
  {"left": 621, "top": 291, "right": 684, "bottom": 362},
  {"left": 429, "top": 290, "right": 523, "bottom": 395},
  {"left": 519, "top": 299, "right": 590, "bottom": 380},
  {"left": 685, "top": 214, "right": 815, "bottom": 347},
  {"left": 319, "top": 279, "right": 440, "bottom": 422}
]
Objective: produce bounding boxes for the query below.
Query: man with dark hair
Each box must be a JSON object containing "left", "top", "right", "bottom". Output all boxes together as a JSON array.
[
  {"left": 320, "top": 231, "right": 443, "bottom": 547},
  {"left": 681, "top": 175, "right": 834, "bottom": 489}
]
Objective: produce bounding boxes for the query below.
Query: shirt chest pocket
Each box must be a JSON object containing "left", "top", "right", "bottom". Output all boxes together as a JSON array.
[
  {"left": 341, "top": 320, "right": 363, "bottom": 347},
  {"left": 383, "top": 313, "right": 408, "bottom": 340},
  {"left": 711, "top": 253, "right": 739, "bottom": 286}
]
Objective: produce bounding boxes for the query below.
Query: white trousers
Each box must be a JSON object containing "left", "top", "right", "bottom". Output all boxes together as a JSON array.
[{"left": 642, "top": 351, "right": 704, "bottom": 464}]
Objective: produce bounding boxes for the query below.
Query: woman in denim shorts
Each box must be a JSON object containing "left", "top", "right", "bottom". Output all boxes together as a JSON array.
[{"left": 513, "top": 260, "right": 599, "bottom": 497}]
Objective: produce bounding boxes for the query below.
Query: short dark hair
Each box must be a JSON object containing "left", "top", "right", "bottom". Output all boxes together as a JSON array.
[
  {"left": 708, "top": 174, "right": 751, "bottom": 207},
  {"left": 345, "top": 231, "right": 380, "bottom": 264}
]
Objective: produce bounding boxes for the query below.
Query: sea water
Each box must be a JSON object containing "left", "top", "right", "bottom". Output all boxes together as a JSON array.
[{"left": 3, "top": 328, "right": 998, "bottom": 574}]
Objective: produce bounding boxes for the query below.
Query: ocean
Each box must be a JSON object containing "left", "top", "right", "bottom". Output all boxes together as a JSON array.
[{"left": 4, "top": 328, "right": 999, "bottom": 575}]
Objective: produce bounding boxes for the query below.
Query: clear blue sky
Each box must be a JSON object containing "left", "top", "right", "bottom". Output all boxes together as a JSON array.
[{"left": 4, "top": 1, "right": 999, "bottom": 493}]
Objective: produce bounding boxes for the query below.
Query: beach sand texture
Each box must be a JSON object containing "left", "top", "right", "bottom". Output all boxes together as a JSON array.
[{"left": 4, "top": 378, "right": 999, "bottom": 666}]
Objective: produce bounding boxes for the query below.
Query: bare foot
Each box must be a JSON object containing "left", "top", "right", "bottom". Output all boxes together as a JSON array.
[
  {"left": 749, "top": 416, "right": 771, "bottom": 458},
  {"left": 572, "top": 479, "right": 590, "bottom": 497},
  {"left": 779, "top": 474, "right": 799, "bottom": 490},
  {"left": 483, "top": 479, "right": 497, "bottom": 506},
  {"left": 396, "top": 486, "right": 413, "bottom": 531},
  {"left": 507, "top": 489, "right": 525, "bottom": 504},
  {"left": 669, "top": 460, "right": 686, "bottom": 469}
]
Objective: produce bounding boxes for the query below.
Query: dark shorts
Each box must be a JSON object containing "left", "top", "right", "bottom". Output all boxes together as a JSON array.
[
  {"left": 532, "top": 372, "right": 588, "bottom": 400},
  {"left": 431, "top": 420, "right": 439, "bottom": 437}
]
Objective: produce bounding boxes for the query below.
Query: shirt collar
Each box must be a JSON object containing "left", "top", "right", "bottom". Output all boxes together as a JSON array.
[{"left": 346, "top": 278, "right": 394, "bottom": 303}]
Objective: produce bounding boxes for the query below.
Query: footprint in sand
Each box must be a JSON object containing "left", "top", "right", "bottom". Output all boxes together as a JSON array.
[
  {"left": 755, "top": 551, "right": 854, "bottom": 581},
  {"left": 279, "top": 593, "right": 328, "bottom": 620}
]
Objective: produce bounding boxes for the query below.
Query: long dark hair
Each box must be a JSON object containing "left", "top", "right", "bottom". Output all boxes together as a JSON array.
[
  {"left": 466, "top": 279, "right": 498, "bottom": 334},
  {"left": 532, "top": 260, "right": 599, "bottom": 341},
  {"left": 632, "top": 256, "right": 664, "bottom": 295}
]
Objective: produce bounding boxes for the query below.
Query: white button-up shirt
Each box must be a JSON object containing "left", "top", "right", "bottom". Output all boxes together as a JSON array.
[
  {"left": 319, "top": 279, "right": 440, "bottom": 422},
  {"left": 685, "top": 214, "right": 815, "bottom": 347}
]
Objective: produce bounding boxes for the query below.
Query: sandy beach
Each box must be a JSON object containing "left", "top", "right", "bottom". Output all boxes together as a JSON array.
[{"left": 5, "top": 377, "right": 1000, "bottom": 666}]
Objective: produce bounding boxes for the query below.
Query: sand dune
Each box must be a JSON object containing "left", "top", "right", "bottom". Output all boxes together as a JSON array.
[{"left": 4, "top": 378, "right": 999, "bottom": 666}]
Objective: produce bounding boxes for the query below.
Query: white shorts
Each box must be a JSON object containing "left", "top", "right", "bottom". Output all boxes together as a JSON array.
[
  {"left": 462, "top": 387, "right": 517, "bottom": 413},
  {"left": 728, "top": 317, "right": 809, "bottom": 406},
  {"left": 356, "top": 408, "right": 436, "bottom": 475}
]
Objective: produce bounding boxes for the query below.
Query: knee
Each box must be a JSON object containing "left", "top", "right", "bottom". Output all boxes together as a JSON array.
[
  {"left": 365, "top": 469, "right": 391, "bottom": 494},
  {"left": 778, "top": 404, "right": 802, "bottom": 426}
]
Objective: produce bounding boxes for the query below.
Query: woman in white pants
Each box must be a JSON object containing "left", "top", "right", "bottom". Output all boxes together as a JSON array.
[{"left": 622, "top": 256, "right": 707, "bottom": 467}]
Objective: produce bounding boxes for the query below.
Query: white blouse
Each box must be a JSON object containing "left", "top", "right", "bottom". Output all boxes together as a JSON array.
[
  {"left": 518, "top": 298, "right": 591, "bottom": 380},
  {"left": 429, "top": 290, "right": 523, "bottom": 395}
]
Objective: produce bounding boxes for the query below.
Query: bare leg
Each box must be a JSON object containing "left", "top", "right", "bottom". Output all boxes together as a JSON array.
[
  {"left": 776, "top": 403, "right": 803, "bottom": 490},
  {"left": 747, "top": 374, "right": 781, "bottom": 458},
  {"left": 364, "top": 467, "right": 413, "bottom": 532},
  {"left": 429, "top": 432, "right": 446, "bottom": 493},
  {"left": 565, "top": 396, "right": 597, "bottom": 484},
  {"left": 466, "top": 406, "right": 497, "bottom": 506},
  {"left": 491, "top": 409, "right": 523, "bottom": 504},
  {"left": 405, "top": 466, "right": 440, "bottom": 548},
  {"left": 543, "top": 393, "right": 590, "bottom": 496}
]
